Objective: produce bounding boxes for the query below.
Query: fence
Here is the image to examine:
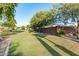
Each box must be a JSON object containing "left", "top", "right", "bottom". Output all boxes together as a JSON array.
[{"left": 0, "top": 37, "right": 11, "bottom": 56}]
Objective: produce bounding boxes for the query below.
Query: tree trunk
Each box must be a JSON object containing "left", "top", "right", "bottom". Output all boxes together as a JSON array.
[{"left": 76, "top": 29, "right": 79, "bottom": 39}]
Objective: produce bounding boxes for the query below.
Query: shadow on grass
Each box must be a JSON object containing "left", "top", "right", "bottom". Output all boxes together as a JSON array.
[
  {"left": 33, "top": 34, "right": 61, "bottom": 56},
  {"left": 62, "top": 36, "right": 79, "bottom": 43},
  {"left": 8, "top": 42, "right": 22, "bottom": 56},
  {"left": 33, "top": 33, "right": 46, "bottom": 38},
  {"left": 9, "top": 31, "right": 24, "bottom": 36},
  {"left": 44, "top": 38, "right": 79, "bottom": 56}
]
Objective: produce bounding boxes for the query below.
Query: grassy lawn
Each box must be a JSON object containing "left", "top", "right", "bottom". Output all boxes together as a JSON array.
[{"left": 9, "top": 32, "right": 79, "bottom": 56}]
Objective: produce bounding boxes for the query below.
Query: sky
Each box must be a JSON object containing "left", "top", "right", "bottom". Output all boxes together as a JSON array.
[{"left": 15, "top": 3, "right": 53, "bottom": 26}]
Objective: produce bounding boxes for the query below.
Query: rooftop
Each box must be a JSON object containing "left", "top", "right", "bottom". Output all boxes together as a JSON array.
[{"left": 43, "top": 23, "right": 77, "bottom": 28}]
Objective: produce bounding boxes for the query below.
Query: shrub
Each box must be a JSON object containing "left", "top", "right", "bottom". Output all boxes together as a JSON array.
[
  {"left": 14, "top": 30, "right": 23, "bottom": 33},
  {"left": 1, "top": 30, "right": 11, "bottom": 36},
  {"left": 58, "top": 30, "right": 65, "bottom": 36}
]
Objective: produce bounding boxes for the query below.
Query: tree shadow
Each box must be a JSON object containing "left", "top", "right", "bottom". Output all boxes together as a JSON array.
[
  {"left": 62, "top": 36, "right": 79, "bottom": 43},
  {"left": 32, "top": 33, "right": 46, "bottom": 38},
  {"left": 9, "top": 31, "right": 23, "bottom": 36},
  {"left": 44, "top": 38, "right": 79, "bottom": 56},
  {"left": 33, "top": 34, "right": 61, "bottom": 56},
  {"left": 8, "top": 42, "right": 22, "bottom": 56}
]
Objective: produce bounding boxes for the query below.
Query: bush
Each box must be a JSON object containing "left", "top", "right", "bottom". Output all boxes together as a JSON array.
[
  {"left": 58, "top": 30, "right": 65, "bottom": 36},
  {"left": 1, "top": 30, "right": 11, "bottom": 36},
  {"left": 14, "top": 30, "right": 23, "bottom": 33}
]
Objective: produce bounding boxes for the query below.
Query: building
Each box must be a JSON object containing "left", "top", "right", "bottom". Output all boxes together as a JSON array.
[{"left": 40, "top": 23, "right": 78, "bottom": 36}]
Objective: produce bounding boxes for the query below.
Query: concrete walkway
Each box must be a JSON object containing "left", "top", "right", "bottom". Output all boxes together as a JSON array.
[{"left": 0, "top": 38, "right": 11, "bottom": 56}]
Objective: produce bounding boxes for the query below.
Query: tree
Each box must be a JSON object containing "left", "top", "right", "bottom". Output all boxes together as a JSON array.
[
  {"left": 0, "top": 3, "right": 18, "bottom": 38},
  {"left": 26, "top": 25, "right": 30, "bottom": 30},
  {"left": 30, "top": 11, "right": 54, "bottom": 31},
  {"left": 0, "top": 3, "right": 17, "bottom": 21},
  {"left": 26, "top": 25, "right": 33, "bottom": 32},
  {"left": 60, "top": 4, "right": 79, "bottom": 24},
  {"left": 57, "top": 4, "right": 79, "bottom": 39},
  {"left": 21, "top": 26, "right": 25, "bottom": 30},
  {"left": 0, "top": 3, "right": 18, "bottom": 31},
  {"left": 0, "top": 22, "right": 3, "bottom": 26},
  {"left": 2, "top": 18, "right": 17, "bottom": 30}
]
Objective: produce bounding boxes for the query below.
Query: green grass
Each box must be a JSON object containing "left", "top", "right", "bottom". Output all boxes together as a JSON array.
[
  {"left": 10, "top": 32, "right": 51, "bottom": 56},
  {"left": 9, "top": 32, "right": 79, "bottom": 56}
]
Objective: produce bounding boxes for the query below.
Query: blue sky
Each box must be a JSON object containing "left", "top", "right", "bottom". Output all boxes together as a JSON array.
[{"left": 15, "top": 3, "right": 52, "bottom": 26}]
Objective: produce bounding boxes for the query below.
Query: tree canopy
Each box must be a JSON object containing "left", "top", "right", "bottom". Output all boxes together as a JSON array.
[
  {"left": 30, "top": 11, "right": 55, "bottom": 30},
  {"left": 30, "top": 4, "right": 79, "bottom": 31},
  {"left": 0, "top": 3, "right": 17, "bottom": 21},
  {"left": 0, "top": 3, "right": 18, "bottom": 29},
  {"left": 2, "top": 18, "right": 17, "bottom": 29},
  {"left": 57, "top": 4, "right": 79, "bottom": 25}
]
